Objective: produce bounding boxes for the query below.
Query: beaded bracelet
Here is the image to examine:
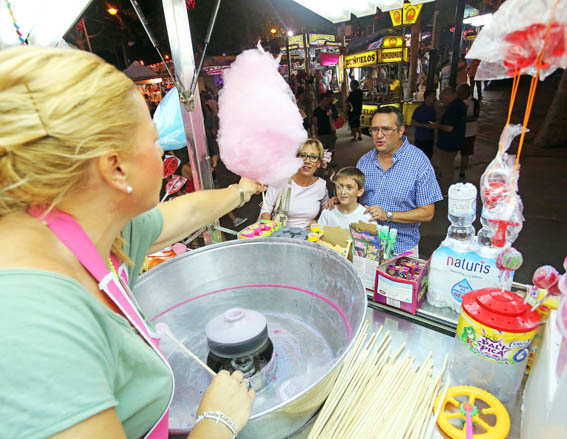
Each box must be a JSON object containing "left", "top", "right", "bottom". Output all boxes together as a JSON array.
[{"left": 194, "top": 411, "right": 238, "bottom": 438}]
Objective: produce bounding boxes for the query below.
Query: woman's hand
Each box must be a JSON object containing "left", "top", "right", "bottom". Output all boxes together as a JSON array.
[
  {"left": 237, "top": 177, "right": 265, "bottom": 203},
  {"left": 323, "top": 196, "right": 339, "bottom": 210},
  {"left": 196, "top": 370, "right": 255, "bottom": 433}
]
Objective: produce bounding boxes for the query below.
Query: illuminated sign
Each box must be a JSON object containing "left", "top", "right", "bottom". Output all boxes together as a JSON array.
[
  {"left": 382, "top": 36, "right": 403, "bottom": 48},
  {"left": 344, "top": 50, "right": 377, "bottom": 68},
  {"left": 378, "top": 47, "right": 408, "bottom": 63},
  {"left": 288, "top": 35, "right": 305, "bottom": 48},
  {"left": 338, "top": 55, "right": 344, "bottom": 84},
  {"left": 389, "top": 3, "right": 423, "bottom": 26},
  {"left": 361, "top": 104, "right": 379, "bottom": 127},
  {"left": 308, "top": 33, "right": 336, "bottom": 46}
]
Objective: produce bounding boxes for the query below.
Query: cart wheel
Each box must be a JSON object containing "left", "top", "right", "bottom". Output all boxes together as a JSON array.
[{"left": 434, "top": 385, "right": 510, "bottom": 439}]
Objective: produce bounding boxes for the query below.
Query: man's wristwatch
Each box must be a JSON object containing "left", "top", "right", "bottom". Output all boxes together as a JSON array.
[{"left": 386, "top": 211, "right": 393, "bottom": 221}]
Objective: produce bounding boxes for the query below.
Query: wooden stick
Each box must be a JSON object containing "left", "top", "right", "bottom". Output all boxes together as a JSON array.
[{"left": 158, "top": 324, "right": 216, "bottom": 377}]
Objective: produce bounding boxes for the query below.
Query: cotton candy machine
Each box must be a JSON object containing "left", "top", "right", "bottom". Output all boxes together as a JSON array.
[{"left": 134, "top": 238, "right": 367, "bottom": 438}]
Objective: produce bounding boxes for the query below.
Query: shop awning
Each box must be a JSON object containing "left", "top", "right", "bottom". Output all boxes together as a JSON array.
[{"left": 123, "top": 61, "right": 161, "bottom": 83}]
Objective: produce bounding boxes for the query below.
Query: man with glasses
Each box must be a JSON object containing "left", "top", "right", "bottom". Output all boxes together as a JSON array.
[{"left": 356, "top": 107, "right": 443, "bottom": 256}]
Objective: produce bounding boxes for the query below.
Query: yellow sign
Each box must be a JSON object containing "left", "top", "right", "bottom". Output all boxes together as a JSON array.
[
  {"left": 344, "top": 50, "right": 377, "bottom": 69},
  {"left": 288, "top": 35, "right": 304, "bottom": 48},
  {"left": 389, "top": 8, "right": 402, "bottom": 26},
  {"left": 382, "top": 36, "right": 403, "bottom": 48},
  {"left": 390, "top": 3, "right": 423, "bottom": 26},
  {"left": 378, "top": 47, "right": 408, "bottom": 63},
  {"left": 404, "top": 3, "right": 422, "bottom": 25},
  {"left": 308, "top": 33, "right": 335, "bottom": 46},
  {"left": 361, "top": 105, "right": 378, "bottom": 128},
  {"left": 338, "top": 55, "right": 344, "bottom": 84}
]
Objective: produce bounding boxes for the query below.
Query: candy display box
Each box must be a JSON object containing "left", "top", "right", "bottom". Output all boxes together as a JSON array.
[{"left": 374, "top": 257, "right": 431, "bottom": 314}]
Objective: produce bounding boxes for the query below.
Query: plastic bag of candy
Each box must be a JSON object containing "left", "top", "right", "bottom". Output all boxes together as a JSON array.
[
  {"left": 480, "top": 124, "right": 525, "bottom": 247},
  {"left": 467, "top": 0, "right": 567, "bottom": 81}
]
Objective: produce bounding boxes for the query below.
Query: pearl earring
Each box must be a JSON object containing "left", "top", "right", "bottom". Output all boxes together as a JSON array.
[{"left": 126, "top": 185, "right": 133, "bottom": 194}]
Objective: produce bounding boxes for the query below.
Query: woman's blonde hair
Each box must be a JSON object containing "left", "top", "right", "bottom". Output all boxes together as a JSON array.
[
  {"left": 0, "top": 46, "right": 141, "bottom": 263},
  {"left": 300, "top": 138, "right": 325, "bottom": 160}
]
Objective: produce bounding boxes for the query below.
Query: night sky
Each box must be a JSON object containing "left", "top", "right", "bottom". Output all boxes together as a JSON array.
[{"left": 67, "top": 0, "right": 337, "bottom": 69}]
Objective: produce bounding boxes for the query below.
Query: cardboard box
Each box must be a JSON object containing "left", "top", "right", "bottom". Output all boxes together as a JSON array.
[
  {"left": 374, "top": 257, "right": 430, "bottom": 314},
  {"left": 318, "top": 226, "right": 352, "bottom": 259}
]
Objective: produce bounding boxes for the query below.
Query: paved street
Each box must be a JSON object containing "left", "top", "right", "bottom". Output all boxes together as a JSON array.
[{"left": 220, "top": 76, "right": 567, "bottom": 283}]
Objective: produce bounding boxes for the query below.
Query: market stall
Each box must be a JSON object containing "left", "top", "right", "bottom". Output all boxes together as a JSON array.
[{"left": 4, "top": 1, "right": 566, "bottom": 438}]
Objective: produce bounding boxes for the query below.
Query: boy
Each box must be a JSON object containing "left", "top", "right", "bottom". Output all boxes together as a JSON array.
[{"left": 318, "top": 167, "right": 373, "bottom": 229}]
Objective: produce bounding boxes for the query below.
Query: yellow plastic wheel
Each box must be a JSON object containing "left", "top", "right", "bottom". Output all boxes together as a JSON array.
[{"left": 434, "top": 385, "right": 510, "bottom": 439}]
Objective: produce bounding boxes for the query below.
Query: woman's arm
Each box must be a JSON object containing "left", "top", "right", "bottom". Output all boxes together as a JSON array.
[
  {"left": 149, "top": 178, "right": 263, "bottom": 253},
  {"left": 51, "top": 408, "right": 126, "bottom": 439}
]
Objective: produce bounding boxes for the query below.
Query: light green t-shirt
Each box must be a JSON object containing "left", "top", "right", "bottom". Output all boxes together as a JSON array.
[{"left": 0, "top": 207, "right": 173, "bottom": 439}]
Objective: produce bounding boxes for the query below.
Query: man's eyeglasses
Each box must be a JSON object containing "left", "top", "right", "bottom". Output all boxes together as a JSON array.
[
  {"left": 369, "top": 126, "right": 397, "bottom": 136},
  {"left": 297, "top": 153, "right": 320, "bottom": 163}
]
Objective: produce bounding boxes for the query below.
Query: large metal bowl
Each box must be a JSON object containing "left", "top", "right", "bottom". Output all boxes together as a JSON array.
[{"left": 134, "top": 238, "right": 367, "bottom": 438}]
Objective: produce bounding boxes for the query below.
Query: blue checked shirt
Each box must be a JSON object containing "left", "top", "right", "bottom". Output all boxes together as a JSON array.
[{"left": 357, "top": 137, "right": 443, "bottom": 253}]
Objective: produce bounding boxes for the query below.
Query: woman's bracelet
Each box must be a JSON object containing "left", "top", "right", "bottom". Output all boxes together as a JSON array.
[
  {"left": 194, "top": 411, "right": 238, "bottom": 438},
  {"left": 229, "top": 184, "right": 247, "bottom": 208}
]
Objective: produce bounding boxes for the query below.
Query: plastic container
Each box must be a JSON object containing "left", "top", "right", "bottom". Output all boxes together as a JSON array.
[
  {"left": 477, "top": 207, "right": 493, "bottom": 247},
  {"left": 448, "top": 183, "right": 477, "bottom": 226},
  {"left": 451, "top": 288, "right": 540, "bottom": 401},
  {"left": 448, "top": 183, "right": 477, "bottom": 243}
]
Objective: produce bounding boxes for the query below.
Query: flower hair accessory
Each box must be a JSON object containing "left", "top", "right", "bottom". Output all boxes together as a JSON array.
[{"left": 321, "top": 149, "right": 332, "bottom": 169}]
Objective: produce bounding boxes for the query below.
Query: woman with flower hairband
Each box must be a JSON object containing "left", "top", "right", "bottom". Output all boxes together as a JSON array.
[
  {"left": 0, "top": 46, "right": 263, "bottom": 439},
  {"left": 260, "top": 138, "right": 330, "bottom": 229}
]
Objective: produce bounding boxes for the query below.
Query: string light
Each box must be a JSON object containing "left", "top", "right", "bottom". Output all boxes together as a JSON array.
[{"left": 6, "top": 1, "right": 26, "bottom": 45}]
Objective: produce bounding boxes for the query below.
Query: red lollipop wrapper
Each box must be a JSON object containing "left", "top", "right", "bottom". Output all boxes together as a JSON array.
[
  {"left": 532, "top": 265, "right": 560, "bottom": 290},
  {"left": 163, "top": 156, "right": 181, "bottom": 178},
  {"left": 165, "top": 175, "right": 187, "bottom": 195}
]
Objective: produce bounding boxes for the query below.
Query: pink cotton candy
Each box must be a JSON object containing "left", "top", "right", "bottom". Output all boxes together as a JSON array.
[{"left": 218, "top": 43, "right": 305, "bottom": 186}]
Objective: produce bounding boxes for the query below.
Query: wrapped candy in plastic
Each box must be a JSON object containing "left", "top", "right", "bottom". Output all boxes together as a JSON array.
[
  {"left": 480, "top": 124, "right": 525, "bottom": 247},
  {"left": 153, "top": 87, "right": 186, "bottom": 151},
  {"left": 467, "top": 0, "right": 567, "bottom": 81},
  {"left": 218, "top": 43, "right": 305, "bottom": 186}
]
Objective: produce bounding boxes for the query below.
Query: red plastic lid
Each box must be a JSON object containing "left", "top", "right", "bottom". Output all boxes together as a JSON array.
[{"left": 462, "top": 288, "right": 540, "bottom": 333}]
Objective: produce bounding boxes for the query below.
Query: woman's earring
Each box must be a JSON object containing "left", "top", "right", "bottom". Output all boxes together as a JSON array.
[{"left": 126, "top": 185, "right": 133, "bottom": 194}]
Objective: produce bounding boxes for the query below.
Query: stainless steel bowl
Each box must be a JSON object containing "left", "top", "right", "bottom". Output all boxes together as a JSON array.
[{"left": 134, "top": 238, "right": 367, "bottom": 438}]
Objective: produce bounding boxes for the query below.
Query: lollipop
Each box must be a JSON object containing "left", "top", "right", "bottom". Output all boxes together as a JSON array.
[
  {"left": 496, "top": 247, "right": 523, "bottom": 291},
  {"left": 525, "top": 265, "right": 560, "bottom": 305}
]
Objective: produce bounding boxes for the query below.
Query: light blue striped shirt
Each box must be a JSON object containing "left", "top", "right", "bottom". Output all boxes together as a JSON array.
[{"left": 357, "top": 137, "right": 443, "bottom": 253}]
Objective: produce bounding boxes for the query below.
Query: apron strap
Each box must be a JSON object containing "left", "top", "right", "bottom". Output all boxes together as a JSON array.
[{"left": 28, "top": 206, "right": 172, "bottom": 439}]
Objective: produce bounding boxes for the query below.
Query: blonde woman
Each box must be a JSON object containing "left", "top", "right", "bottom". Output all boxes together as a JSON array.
[
  {"left": 260, "top": 139, "right": 329, "bottom": 228},
  {"left": 0, "top": 46, "right": 263, "bottom": 439}
]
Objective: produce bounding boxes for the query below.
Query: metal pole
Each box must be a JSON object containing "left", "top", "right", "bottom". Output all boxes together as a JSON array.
[
  {"left": 286, "top": 36, "right": 292, "bottom": 85},
  {"left": 81, "top": 18, "right": 92, "bottom": 52},
  {"left": 426, "top": 5, "right": 440, "bottom": 92},
  {"left": 162, "top": 0, "right": 221, "bottom": 244},
  {"left": 449, "top": 0, "right": 465, "bottom": 88},
  {"left": 399, "top": 26, "right": 405, "bottom": 102},
  {"left": 408, "top": 14, "right": 421, "bottom": 97},
  {"left": 303, "top": 33, "right": 310, "bottom": 75}
]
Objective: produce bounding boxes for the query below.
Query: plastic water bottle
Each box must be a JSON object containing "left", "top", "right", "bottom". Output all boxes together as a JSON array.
[
  {"left": 477, "top": 207, "right": 492, "bottom": 247},
  {"left": 447, "top": 183, "right": 477, "bottom": 243}
]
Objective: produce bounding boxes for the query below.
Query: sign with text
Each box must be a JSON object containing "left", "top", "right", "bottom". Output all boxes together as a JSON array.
[
  {"left": 344, "top": 50, "right": 377, "bottom": 69},
  {"left": 308, "top": 33, "right": 335, "bottom": 46},
  {"left": 338, "top": 55, "right": 344, "bottom": 84},
  {"left": 378, "top": 47, "right": 408, "bottom": 63},
  {"left": 389, "top": 3, "right": 423, "bottom": 26},
  {"left": 288, "top": 35, "right": 305, "bottom": 48}
]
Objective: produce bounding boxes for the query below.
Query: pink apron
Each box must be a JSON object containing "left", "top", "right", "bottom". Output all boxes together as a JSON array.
[{"left": 28, "top": 207, "right": 173, "bottom": 439}]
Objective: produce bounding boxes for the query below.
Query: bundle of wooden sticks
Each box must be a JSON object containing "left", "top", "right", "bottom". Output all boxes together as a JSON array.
[{"left": 308, "top": 322, "right": 449, "bottom": 439}]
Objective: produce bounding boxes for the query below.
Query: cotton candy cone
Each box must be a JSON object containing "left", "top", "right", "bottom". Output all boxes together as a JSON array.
[{"left": 218, "top": 43, "right": 305, "bottom": 186}]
